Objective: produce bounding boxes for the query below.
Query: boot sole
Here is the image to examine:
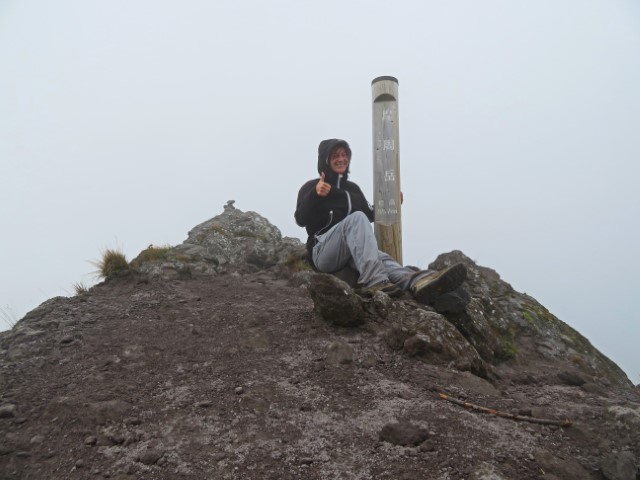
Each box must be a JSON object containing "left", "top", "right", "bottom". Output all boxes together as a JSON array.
[
  {"left": 358, "top": 283, "right": 404, "bottom": 298},
  {"left": 361, "top": 286, "right": 404, "bottom": 298},
  {"left": 412, "top": 263, "right": 467, "bottom": 305}
]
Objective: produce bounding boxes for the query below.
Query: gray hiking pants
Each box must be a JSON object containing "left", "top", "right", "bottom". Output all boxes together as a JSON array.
[{"left": 312, "top": 211, "right": 426, "bottom": 290}]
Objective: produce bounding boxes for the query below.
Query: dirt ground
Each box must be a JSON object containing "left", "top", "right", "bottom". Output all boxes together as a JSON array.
[{"left": 1, "top": 269, "right": 639, "bottom": 479}]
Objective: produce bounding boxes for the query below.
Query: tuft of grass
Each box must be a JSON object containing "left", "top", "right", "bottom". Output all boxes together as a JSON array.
[
  {"left": 0, "top": 305, "right": 19, "bottom": 329},
  {"left": 73, "top": 282, "right": 89, "bottom": 295},
  {"left": 234, "top": 229, "right": 267, "bottom": 241},
  {"left": 130, "top": 244, "right": 172, "bottom": 268},
  {"left": 285, "top": 253, "right": 312, "bottom": 272},
  {"left": 495, "top": 340, "right": 518, "bottom": 362},
  {"left": 522, "top": 310, "right": 536, "bottom": 326},
  {"left": 207, "top": 223, "right": 228, "bottom": 235},
  {"left": 93, "top": 248, "right": 130, "bottom": 279}
]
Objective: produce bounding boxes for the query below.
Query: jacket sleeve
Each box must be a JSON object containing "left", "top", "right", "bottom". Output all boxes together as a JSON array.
[
  {"left": 294, "top": 180, "right": 321, "bottom": 227},
  {"left": 351, "top": 184, "right": 375, "bottom": 222}
]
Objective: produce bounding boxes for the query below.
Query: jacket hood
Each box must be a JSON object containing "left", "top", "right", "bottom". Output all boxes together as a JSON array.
[{"left": 317, "top": 139, "right": 351, "bottom": 183}]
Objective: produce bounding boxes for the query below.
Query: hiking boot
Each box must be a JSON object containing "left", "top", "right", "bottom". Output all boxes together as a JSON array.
[
  {"left": 366, "top": 281, "right": 403, "bottom": 298},
  {"left": 411, "top": 263, "right": 467, "bottom": 305}
]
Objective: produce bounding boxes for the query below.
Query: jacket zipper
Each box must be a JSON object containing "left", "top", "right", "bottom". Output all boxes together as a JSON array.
[
  {"left": 336, "top": 174, "right": 352, "bottom": 215},
  {"left": 315, "top": 210, "right": 334, "bottom": 238},
  {"left": 314, "top": 175, "right": 351, "bottom": 240}
]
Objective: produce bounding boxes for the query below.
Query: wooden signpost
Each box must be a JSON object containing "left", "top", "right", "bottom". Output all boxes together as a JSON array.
[{"left": 371, "top": 76, "right": 402, "bottom": 263}]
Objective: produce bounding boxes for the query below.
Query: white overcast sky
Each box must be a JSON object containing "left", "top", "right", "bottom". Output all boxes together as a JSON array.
[{"left": 1, "top": 1, "right": 639, "bottom": 381}]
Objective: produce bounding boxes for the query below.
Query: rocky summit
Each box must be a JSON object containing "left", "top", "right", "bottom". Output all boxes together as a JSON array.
[{"left": 1, "top": 201, "right": 639, "bottom": 480}]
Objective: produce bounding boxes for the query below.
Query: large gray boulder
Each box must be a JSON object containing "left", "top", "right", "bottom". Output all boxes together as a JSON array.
[
  {"left": 135, "top": 200, "right": 304, "bottom": 277},
  {"left": 428, "top": 250, "right": 631, "bottom": 386},
  {"left": 308, "top": 274, "right": 365, "bottom": 327}
]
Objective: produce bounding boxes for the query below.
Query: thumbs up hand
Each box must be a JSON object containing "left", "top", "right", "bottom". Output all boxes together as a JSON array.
[{"left": 316, "top": 172, "right": 331, "bottom": 197}]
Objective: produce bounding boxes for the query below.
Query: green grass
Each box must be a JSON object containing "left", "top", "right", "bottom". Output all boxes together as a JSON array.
[
  {"left": 522, "top": 310, "right": 536, "bottom": 325},
  {"left": 497, "top": 340, "right": 518, "bottom": 361}
]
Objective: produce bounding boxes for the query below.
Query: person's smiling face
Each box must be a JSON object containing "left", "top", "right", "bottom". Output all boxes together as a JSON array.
[{"left": 329, "top": 147, "right": 349, "bottom": 174}]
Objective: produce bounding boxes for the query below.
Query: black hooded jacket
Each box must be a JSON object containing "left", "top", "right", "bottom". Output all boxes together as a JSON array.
[{"left": 294, "top": 139, "right": 375, "bottom": 264}]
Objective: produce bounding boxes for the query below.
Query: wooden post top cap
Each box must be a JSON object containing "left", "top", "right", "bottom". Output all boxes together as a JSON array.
[{"left": 371, "top": 76, "right": 398, "bottom": 85}]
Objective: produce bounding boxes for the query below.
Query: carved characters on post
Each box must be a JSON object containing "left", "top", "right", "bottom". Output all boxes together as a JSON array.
[{"left": 372, "top": 76, "right": 402, "bottom": 263}]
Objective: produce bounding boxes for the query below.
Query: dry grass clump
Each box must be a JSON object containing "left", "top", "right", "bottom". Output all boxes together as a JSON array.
[
  {"left": 285, "top": 253, "right": 312, "bottom": 272},
  {"left": 72, "top": 282, "right": 89, "bottom": 295},
  {"left": 93, "top": 248, "right": 130, "bottom": 279},
  {"left": 130, "top": 244, "right": 172, "bottom": 268},
  {"left": 0, "top": 305, "right": 18, "bottom": 329}
]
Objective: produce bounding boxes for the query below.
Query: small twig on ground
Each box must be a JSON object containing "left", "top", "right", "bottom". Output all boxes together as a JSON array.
[{"left": 439, "top": 393, "right": 573, "bottom": 427}]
